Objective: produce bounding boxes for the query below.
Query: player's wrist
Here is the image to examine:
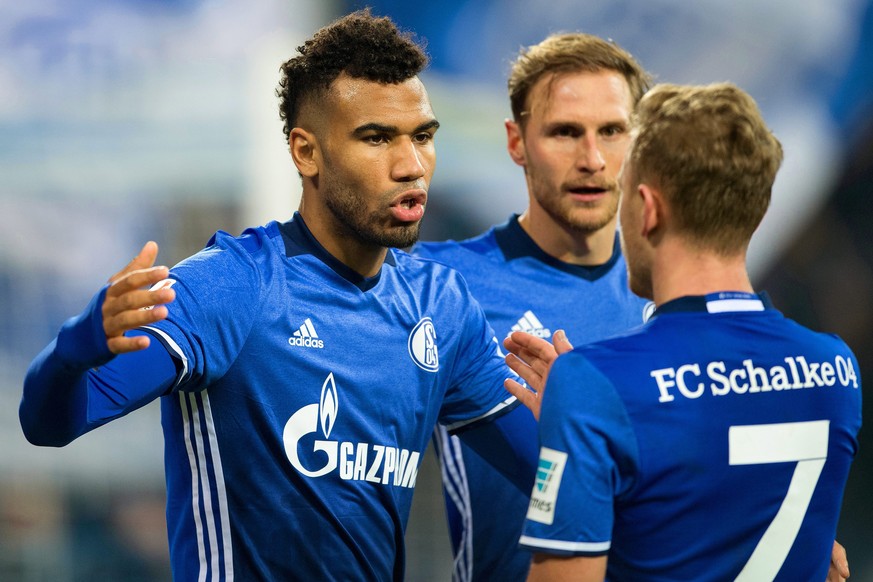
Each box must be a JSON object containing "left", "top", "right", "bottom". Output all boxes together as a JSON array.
[{"left": 55, "top": 285, "right": 116, "bottom": 369}]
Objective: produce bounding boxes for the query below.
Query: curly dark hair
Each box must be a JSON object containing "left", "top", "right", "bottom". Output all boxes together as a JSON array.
[{"left": 277, "top": 9, "right": 429, "bottom": 141}]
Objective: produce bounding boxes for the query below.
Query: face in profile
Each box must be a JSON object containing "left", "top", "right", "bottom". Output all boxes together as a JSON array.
[
  {"left": 509, "top": 69, "right": 633, "bottom": 234},
  {"left": 314, "top": 74, "right": 439, "bottom": 249}
]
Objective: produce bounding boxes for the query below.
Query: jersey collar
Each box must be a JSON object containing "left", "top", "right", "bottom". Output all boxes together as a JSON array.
[
  {"left": 652, "top": 291, "right": 774, "bottom": 318},
  {"left": 279, "top": 212, "right": 393, "bottom": 292},
  {"left": 494, "top": 214, "right": 622, "bottom": 281}
]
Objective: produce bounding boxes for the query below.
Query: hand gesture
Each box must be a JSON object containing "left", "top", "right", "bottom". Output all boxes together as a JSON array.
[
  {"left": 503, "top": 329, "right": 574, "bottom": 420},
  {"left": 102, "top": 241, "right": 176, "bottom": 354}
]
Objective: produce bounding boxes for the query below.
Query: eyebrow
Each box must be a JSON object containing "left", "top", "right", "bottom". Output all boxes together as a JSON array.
[{"left": 352, "top": 119, "right": 440, "bottom": 137}]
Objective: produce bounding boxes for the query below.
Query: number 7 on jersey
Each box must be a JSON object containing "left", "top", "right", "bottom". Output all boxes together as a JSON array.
[{"left": 729, "top": 420, "right": 829, "bottom": 581}]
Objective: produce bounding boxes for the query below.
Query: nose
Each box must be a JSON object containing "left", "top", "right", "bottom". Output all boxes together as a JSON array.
[
  {"left": 577, "top": 135, "right": 606, "bottom": 173},
  {"left": 392, "top": 138, "right": 427, "bottom": 182}
]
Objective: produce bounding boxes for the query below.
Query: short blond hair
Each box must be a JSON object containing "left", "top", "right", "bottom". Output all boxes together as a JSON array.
[
  {"left": 628, "top": 82, "right": 783, "bottom": 255},
  {"left": 508, "top": 33, "right": 651, "bottom": 123}
]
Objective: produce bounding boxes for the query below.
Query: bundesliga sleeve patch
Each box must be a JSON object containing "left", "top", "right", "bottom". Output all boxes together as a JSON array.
[{"left": 527, "top": 447, "right": 568, "bottom": 525}]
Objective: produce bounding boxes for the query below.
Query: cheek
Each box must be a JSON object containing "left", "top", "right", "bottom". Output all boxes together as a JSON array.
[{"left": 420, "top": 147, "right": 437, "bottom": 176}]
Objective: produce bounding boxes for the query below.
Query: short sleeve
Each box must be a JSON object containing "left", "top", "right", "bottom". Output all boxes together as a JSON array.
[{"left": 519, "top": 351, "right": 640, "bottom": 555}]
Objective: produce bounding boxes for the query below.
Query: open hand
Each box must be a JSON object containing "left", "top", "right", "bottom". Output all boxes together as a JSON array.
[
  {"left": 503, "top": 329, "right": 574, "bottom": 420},
  {"left": 102, "top": 241, "right": 175, "bottom": 354}
]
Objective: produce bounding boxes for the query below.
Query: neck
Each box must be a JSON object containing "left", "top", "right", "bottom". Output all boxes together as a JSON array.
[
  {"left": 518, "top": 206, "right": 617, "bottom": 266},
  {"left": 298, "top": 200, "right": 387, "bottom": 279},
  {"left": 651, "top": 238, "right": 753, "bottom": 306}
]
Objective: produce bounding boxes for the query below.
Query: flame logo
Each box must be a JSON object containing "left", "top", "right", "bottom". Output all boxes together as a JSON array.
[{"left": 320, "top": 373, "right": 339, "bottom": 438}]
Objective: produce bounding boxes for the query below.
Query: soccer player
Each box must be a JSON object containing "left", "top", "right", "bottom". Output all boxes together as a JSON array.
[
  {"left": 413, "top": 34, "right": 653, "bottom": 581},
  {"left": 505, "top": 83, "right": 862, "bottom": 580},
  {"left": 19, "top": 10, "right": 542, "bottom": 580}
]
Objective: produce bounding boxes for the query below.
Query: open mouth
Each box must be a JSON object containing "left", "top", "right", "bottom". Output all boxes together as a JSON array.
[{"left": 389, "top": 191, "right": 427, "bottom": 222}]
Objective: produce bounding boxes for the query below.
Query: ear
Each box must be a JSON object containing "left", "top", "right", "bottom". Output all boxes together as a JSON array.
[
  {"left": 289, "top": 128, "right": 319, "bottom": 178},
  {"left": 638, "top": 183, "right": 663, "bottom": 239},
  {"left": 505, "top": 119, "right": 526, "bottom": 167}
]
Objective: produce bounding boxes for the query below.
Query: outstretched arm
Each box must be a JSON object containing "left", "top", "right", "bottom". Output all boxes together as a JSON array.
[
  {"left": 503, "top": 329, "right": 573, "bottom": 420},
  {"left": 20, "top": 242, "right": 177, "bottom": 446}
]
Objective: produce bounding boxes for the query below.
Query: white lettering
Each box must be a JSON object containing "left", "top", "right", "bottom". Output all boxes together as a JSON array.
[
  {"left": 382, "top": 447, "right": 397, "bottom": 484},
  {"left": 730, "top": 368, "right": 749, "bottom": 394},
  {"left": 676, "top": 364, "right": 703, "bottom": 399},
  {"left": 744, "top": 359, "right": 771, "bottom": 393},
  {"left": 653, "top": 354, "right": 855, "bottom": 402},
  {"left": 353, "top": 443, "right": 368, "bottom": 480},
  {"left": 651, "top": 368, "right": 677, "bottom": 402},
  {"left": 366, "top": 445, "right": 385, "bottom": 483},
  {"left": 820, "top": 362, "right": 835, "bottom": 386},
  {"left": 796, "top": 356, "right": 824, "bottom": 388},
  {"left": 708, "top": 362, "right": 730, "bottom": 396},
  {"left": 339, "top": 441, "right": 355, "bottom": 479}
]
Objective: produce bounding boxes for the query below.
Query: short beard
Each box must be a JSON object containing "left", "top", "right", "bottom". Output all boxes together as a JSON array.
[
  {"left": 546, "top": 198, "right": 618, "bottom": 234},
  {"left": 324, "top": 184, "right": 422, "bottom": 249},
  {"left": 530, "top": 174, "right": 619, "bottom": 233}
]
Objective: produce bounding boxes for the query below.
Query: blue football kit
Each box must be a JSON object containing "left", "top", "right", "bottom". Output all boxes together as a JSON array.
[
  {"left": 413, "top": 215, "right": 651, "bottom": 581},
  {"left": 521, "top": 293, "right": 862, "bottom": 580},
  {"left": 21, "top": 213, "right": 532, "bottom": 581}
]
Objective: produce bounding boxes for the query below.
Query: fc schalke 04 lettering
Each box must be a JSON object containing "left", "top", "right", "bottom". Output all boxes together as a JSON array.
[
  {"left": 283, "top": 373, "right": 420, "bottom": 487},
  {"left": 651, "top": 354, "right": 859, "bottom": 402}
]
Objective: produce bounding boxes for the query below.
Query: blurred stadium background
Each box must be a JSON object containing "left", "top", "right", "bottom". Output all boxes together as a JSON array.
[{"left": 1, "top": 0, "right": 871, "bottom": 579}]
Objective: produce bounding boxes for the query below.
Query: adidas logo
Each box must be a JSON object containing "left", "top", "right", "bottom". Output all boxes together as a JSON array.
[
  {"left": 510, "top": 310, "right": 552, "bottom": 339},
  {"left": 288, "top": 318, "right": 325, "bottom": 349}
]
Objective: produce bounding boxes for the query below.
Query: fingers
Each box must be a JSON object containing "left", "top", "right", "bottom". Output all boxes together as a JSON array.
[
  {"left": 107, "top": 333, "right": 152, "bottom": 355},
  {"left": 102, "top": 243, "right": 175, "bottom": 355},
  {"left": 828, "top": 541, "right": 849, "bottom": 582},
  {"left": 504, "top": 378, "right": 540, "bottom": 421},
  {"left": 505, "top": 352, "right": 544, "bottom": 391},
  {"left": 109, "top": 241, "right": 159, "bottom": 284},
  {"left": 553, "top": 329, "right": 574, "bottom": 355},
  {"left": 505, "top": 331, "right": 559, "bottom": 362}
]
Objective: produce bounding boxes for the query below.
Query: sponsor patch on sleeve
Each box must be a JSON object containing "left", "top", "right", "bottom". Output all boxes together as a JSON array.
[{"left": 527, "top": 447, "right": 567, "bottom": 525}]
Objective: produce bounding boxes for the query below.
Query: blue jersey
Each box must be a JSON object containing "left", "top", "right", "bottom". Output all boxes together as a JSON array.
[
  {"left": 140, "top": 214, "right": 517, "bottom": 580},
  {"left": 413, "top": 215, "right": 650, "bottom": 581},
  {"left": 522, "top": 293, "right": 862, "bottom": 581}
]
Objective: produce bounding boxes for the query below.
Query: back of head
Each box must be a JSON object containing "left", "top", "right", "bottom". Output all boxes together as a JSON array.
[
  {"left": 277, "top": 9, "right": 428, "bottom": 141},
  {"left": 629, "top": 83, "right": 784, "bottom": 255},
  {"left": 507, "top": 33, "right": 651, "bottom": 123}
]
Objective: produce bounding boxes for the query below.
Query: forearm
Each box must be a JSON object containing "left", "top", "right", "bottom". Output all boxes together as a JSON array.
[
  {"left": 20, "top": 287, "right": 177, "bottom": 446},
  {"left": 456, "top": 403, "right": 540, "bottom": 493}
]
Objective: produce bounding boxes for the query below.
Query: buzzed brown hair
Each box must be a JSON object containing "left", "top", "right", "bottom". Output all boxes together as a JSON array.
[
  {"left": 629, "top": 82, "right": 784, "bottom": 255},
  {"left": 507, "top": 33, "right": 651, "bottom": 124}
]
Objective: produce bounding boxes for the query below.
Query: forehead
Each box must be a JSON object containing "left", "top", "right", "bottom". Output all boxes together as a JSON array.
[
  {"left": 325, "top": 74, "right": 435, "bottom": 130},
  {"left": 527, "top": 69, "right": 633, "bottom": 124}
]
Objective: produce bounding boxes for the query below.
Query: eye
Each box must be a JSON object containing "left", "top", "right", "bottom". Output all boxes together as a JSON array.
[
  {"left": 364, "top": 134, "right": 389, "bottom": 145},
  {"left": 601, "top": 124, "right": 627, "bottom": 138},
  {"left": 413, "top": 131, "right": 434, "bottom": 144},
  {"left": 550, "top": 125, "right": 581, "bottom": 138}
]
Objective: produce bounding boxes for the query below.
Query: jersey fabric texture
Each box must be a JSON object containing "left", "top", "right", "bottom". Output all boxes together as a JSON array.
[
  {"left": 521, "top": 293, "right": 862, "bottom": 581},
  {"left": 137, "top": 213, "right": 518, "bottom": 580},
  {"left": 413, "top": 215, "right": 651, "bottom": 581}
]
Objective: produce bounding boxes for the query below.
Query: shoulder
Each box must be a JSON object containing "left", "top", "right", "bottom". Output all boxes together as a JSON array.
[
  {"left": 169, "top": 223, "right": 283, "bottom": 290},
  {"left": 392, "top": 247, "right": 471, "bottom": 289},
  {"left": 411, "top": 228, "right": 501, "bottom": 264}
]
